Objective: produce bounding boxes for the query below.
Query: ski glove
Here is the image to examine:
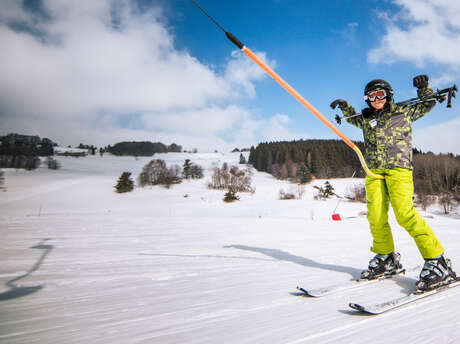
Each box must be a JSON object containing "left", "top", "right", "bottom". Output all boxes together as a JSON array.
[
  {"left": 361, "top": 107, "right": 374, "bottom": 119},
  {"left": 330, "top": 99, "right": 349, "bottom": 110},
  {"left": 413, "top": 75, "right": 429, "bottom": 89}
]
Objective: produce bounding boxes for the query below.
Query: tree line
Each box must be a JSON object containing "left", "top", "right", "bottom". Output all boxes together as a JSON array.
[
  {"left": 106, "top": 141, "right": 182, "bottom": 156},
  {"left": 413, "top": 152, "right": 460, "bottom": 211},
  {"left": 0, "top": 133, "right": 55, "bottom": 157},
  {"left": 248, "top": 139, "right": 460, "bottom": 199},
  {"left": 116, "top": 159, "right": 254, "bottom": 204},
  {"left": 0, "top": 133, "right": 55, "bottom": 169},
  {"left": 0, "top": 133, "right": 185, "bottom": 169},
  {"left": 248, "top": 139, "right": 365, "bottom": 181},
  {"left": 116, "top": 158, "right": 204, "bottom": 193}
]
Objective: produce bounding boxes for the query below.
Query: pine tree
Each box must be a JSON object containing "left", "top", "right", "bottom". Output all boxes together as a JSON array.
[
  {"left": 297, "top": 163, "right": 312, "bottom": 184},
  {"left": 291, "top": 146, "right": 304, "bottom": 163},
  {"left": 276, "top": 146, "right": 289, "bottom": 165},
  {"left": 115, "top": 172, "right": 134, "bottom": 193},
  {"left": 248, "top": 146, "right": 256, "bottom": 165},
  {"left": 239, "top": 153, "right": 247, "bottom": 164},
  {"left": 310, "top": 148, "right": 324, "bottom": 178},
  {"left": 183, "top": 159, "right": 192, "bottom": 179},
  {"left": 223, "top": 188, "right": 239, "bottom": 203},
  {"left": 313, "top": 181, "right": 337, "bottom": 199},
  {"left": 324, "top": 181, "right": 335, "bottom": 197},
  {"left": 190, "top": 164, "right": 204, "bottom": 179}
]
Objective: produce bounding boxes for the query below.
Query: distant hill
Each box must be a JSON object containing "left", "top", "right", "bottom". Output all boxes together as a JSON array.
[{"left": 106, "top": 141, "right": 182, "bottom": 156}]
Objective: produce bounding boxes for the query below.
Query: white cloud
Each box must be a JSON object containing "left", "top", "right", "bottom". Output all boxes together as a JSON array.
[
  {"left": 0, "top": 1, "right": 227, "bottom": 116},
  {"left": 415, "top": 117, "right": 460, "bottom": 154},
  {"left": 140, "top": 106, "right": 250, "bottom": 135},
  {"left": 262, "top": 114, "right": 306, "bottom": 142},
  {"left": 368, "top": 0, "right": 460, "bottom": 80},
  {"left": 224, "top": 50, "right": 274, "bottom": 98},
  {"left": 367, "top": 0, "right": 460, "bottom": 154},
  {"left": 331, "top": 22, "right": 359, "bottom": 45},
  {"left": 0, "top": 0, "right": 280, "bottom": 151},
  {"left": 348, "top": 22, "right": 359, "bottom": 32}
]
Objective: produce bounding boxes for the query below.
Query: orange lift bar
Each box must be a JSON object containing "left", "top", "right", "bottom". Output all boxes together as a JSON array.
[{"left": 192, "top": 1, "right": 383, "bottom": 179}]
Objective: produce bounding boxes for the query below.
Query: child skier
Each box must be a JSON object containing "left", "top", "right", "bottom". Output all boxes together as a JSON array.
[{"left": 330, "top": 75, "right": 456, "bottom": 291}]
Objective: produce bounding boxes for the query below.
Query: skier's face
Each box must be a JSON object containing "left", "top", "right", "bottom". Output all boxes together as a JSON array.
[{"left": 370, "top": 97, "right": 386, "bottom": 110}]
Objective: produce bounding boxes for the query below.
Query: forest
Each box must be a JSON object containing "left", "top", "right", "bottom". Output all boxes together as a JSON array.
[
  {"left": 0, "top": 133, "right": 55, "bottom": 169},
  {"left": 248, "top": 139, "right": 460, "bottom": 199},
  {"left": 106, "top": 141, "right": 182, "bottom": 156},
  {"left": 248, "top": 140, "right": 366, "bottom": 180}
]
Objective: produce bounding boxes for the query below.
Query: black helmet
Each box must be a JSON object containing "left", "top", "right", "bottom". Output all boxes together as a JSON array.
[{"left": 364, "top": 79, "right": 393, "bottom": 104}]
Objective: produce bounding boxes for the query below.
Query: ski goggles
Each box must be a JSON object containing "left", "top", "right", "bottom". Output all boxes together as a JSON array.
[{"left": 364, "top": 89, "right": 387, "bottom": 102}]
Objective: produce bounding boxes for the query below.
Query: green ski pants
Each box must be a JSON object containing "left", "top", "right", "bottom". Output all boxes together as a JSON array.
[{"left": 365, "top": 168, "right": 444, "bottom": 259}]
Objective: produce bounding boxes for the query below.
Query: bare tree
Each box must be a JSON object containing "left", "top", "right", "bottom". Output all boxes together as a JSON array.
[
  {"left": 415, "top": 193, "right": 436, "bottom": 211},
  {"left": 345, "top": 183, "right": 366, "bottom": 203},
  {"left": 208, "top": 163, "right": 254, "bottom": 193},
  {"left": 138, "top": 159, "right": 181, "bottom": 188},
  {"left": 286, "top": 161, "right": 298, "bottom": 179},
  {"left": 279, "top": 189, "right": 296, "bottom": 200},
  {"left": 439, "top": 192, "right": 454, "bottom": 215},
  {"left": 279, "top": 164, "right": 288, "bottom": 180},
  {"left": 269, "top": 163, "right": 281, "bottom": 179}
]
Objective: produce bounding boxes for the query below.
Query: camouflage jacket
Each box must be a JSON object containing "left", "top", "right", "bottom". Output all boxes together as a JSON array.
[{"left": 341, "top": 87, "right": 436, "bottom": 170}]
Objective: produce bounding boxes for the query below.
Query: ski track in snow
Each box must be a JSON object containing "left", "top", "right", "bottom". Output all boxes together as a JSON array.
[{"left": 1, "top": 152, "right": 459, "bottom": 344}]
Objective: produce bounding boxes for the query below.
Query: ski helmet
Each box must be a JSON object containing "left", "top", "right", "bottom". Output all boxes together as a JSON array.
[{"left": 364, "top": 79, "right": 393, "bottom": 104}]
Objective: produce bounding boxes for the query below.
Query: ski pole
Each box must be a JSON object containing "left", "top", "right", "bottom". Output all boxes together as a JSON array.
[
  {"left": 334, "top": 97, "right": 440, "bottom": 124},
  {"left": 191, "top": 1, "right": 384, "bottom": 180},
  {"left": 335, "top": 85, "right": 457, "bottom": 125},
  {"left": 335, "top": 98, "right": 440, "bottom": 124},
  {"left": 395, "top": 85, "right": 457, "bottom": 107},
  {"left": 397, "top": 97, "right": 439, "bottom": 107},
  {"left": 437, "top": 85, "right": 457, "bottom": 108},
  {"left": 334, "top": 112, "right": 362, "bottom": 125}
]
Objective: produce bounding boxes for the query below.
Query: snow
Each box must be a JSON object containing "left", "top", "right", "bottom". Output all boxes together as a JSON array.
[
  {"left": 54, "top": 147, "right": 89, "bottom": 154},
  {"left": 1, "top": 152, "right": 459, "bottom": 343}
]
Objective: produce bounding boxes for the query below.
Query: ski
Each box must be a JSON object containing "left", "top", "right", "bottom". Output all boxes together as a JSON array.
[
  {"left": 297, "top": 267, "right": 409, "bottom": 297},
  {"left": 349, "top": 277, "right": 460, "bottom": 314}
]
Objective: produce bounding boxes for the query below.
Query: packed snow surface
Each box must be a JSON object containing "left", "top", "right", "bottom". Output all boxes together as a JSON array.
[{"left": 1, "top": 152, "right": 459, "bottom": 344}]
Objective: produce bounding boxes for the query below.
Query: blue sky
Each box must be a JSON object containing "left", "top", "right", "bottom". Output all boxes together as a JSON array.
[{"left": 1, "top": 0, "right": 459, "bottom": 153}]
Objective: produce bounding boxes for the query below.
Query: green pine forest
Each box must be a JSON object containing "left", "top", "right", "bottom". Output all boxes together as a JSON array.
[
  {"left": 248, "top": 139, "right": 460, "bottom": 199},
  {"left": 249, "top": 140, "right": 366, "bottom": 179}
]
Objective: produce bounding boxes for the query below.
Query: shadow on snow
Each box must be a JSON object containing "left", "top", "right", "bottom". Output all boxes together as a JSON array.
[
  {"left": 0, "top": 239, "right": 53, "bottom": 301},
  {"left": 224, "top": 244, "right": 362, "bottom": 278}
]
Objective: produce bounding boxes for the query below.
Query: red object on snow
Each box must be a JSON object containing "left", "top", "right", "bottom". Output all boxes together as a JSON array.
[{"left": 332, "top": 214, "right": 342, "bottom": 221}]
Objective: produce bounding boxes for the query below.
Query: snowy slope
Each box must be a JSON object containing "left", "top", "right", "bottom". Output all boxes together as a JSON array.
[{"left": 1, "top": 152, "right": 459, "bottom": 344}]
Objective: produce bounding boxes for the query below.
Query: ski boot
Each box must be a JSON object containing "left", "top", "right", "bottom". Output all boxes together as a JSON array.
[
  {"left": 415, "top": 255, "right": 456, "bottom": 291},
  {"left": 360, "top": 252, "right": 403, "bottom": 280}
]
